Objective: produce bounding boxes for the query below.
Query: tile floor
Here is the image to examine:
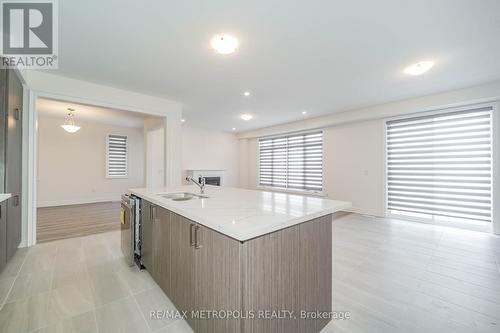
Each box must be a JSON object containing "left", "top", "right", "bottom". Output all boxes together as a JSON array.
[{"left": 0, "top": 214, "right": 499, "bottom": 332}]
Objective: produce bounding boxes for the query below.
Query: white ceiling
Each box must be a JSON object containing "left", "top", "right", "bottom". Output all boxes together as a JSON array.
[
  {"left": 50, "top": 0, "right": 500, "bottom": 131},
  {"left": 37, "top": 98, "right": 149, "bottom": 128}
]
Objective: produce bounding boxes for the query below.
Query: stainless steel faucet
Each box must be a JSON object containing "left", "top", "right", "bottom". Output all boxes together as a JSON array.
[{"left": 186, "top": 176, "right": 206, "bottom": 194}]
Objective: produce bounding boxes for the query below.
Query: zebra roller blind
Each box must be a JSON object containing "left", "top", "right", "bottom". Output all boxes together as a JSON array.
[
  {"left": 259, "top": 131, "right": 323, "bottom": 192},
  {"left": 107, "top": 134, "right": 128, "bottom": 178},
  {"left": 386, "top": 107, "right": 493, "bottom": 222}
]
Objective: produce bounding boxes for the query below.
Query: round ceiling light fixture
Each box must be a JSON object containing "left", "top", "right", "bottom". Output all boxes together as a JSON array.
[
  {"left": 61, "top": 108, "right": 81, "bottom": 133},
  {"left": 243, "top": 91, "right": 250, "bottom": 97},
  {"left": 211, "top": 34, "right": 239, "bottom": 55},
  {"left": 403, "top": 61, "right": 434, "bottom": 76},
  {"left": 240, "top": 113, "right": 253, "bottom": 121}
]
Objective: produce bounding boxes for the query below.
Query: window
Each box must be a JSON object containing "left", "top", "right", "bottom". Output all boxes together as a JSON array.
[
  {"left": 259, "top": 131, "right": 323, "bottom": 192},
  {"left": 107, "top": 134, "right": 128, "bottom": 178},
  {"left": 386, "top": 106, "right": 493, "bottom": 223}
]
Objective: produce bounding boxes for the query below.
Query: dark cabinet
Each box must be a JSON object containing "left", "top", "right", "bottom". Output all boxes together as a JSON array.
[
  {"left": 0, "top": 67, "right": 23, "bottom": 268},
  {"left": 0, "top": 201, "right": 7, "bottom": 271}
]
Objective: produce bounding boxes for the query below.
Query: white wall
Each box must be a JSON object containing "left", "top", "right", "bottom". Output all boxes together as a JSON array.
[
  {"left": 238, "top": 80, "right": 500, "bottom": 220},
  {"left": 181, "top": 126, "right": 240, "bottom": 187},
  {"left": 323, "top": 120, "right": 384, "bottom": 215},
  {"left": 144, "top": 117, "right": 166, "bottom": 188},
  {"left": 37, "top": 115, "right": 145, "bottom": 207},
  {"left": 241, "top": 120, "right": 384, "bottom": 216}
]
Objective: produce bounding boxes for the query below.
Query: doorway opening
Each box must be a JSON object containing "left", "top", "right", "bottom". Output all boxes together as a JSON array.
[{"left": 35, "top": 97, "right": 164, "bottom": 242}]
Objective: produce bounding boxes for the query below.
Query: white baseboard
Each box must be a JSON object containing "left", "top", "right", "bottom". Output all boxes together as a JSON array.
[{"left": 37, "top": 196, "right": 121, "bottom": 208}]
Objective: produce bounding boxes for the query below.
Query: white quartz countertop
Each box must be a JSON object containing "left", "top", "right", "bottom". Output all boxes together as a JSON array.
[
  {"left": 129, "top": 186, "right": 351, "bottom": 241},
  {"left": 0, "top": 193, "right": 11, "bottom": 203}
]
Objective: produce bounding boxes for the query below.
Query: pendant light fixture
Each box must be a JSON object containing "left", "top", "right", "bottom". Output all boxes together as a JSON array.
[{"left": 61, "top": 108, "right": 81, "bottom": 133}]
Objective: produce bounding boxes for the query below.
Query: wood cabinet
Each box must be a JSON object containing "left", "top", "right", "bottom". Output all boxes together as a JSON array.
[
  {"left": 193, "top": 221, "right": 241, "bottom": 333},
  {"left": 141, "top": 202, "right": 172, "bottom": 294},
  {"left": 141, "top": 200, "right": 153, "bottom": 271},
  {"left": 143, "top": 202, "right": 241, "bottom": 332},
  {"left": 141, "top": 199, "right": 332, "bottom": 333},
  {"left": 152, "top": 206, "right": 171, "bottom": 294},
  {"left": 241, "top": 214, "right": 332, "bottom": 333},
  {"left": 170, "top": 213, "right": 196, "bottom": 327}
]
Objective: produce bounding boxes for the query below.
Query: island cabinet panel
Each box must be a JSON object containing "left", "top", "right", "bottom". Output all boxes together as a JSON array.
[
  {"left": 241, "top": 214, "right": 332, "bottom": 333},
  {"left": 194, "top": 223, "right": 241, "bottom": 333},
  {"left": 241, "top": 227, "right": 299, "bottom": 333},
  {"left": 298, "top": 214, "right": 332, "bottom": 333},
  {"left": 152, "top": 207, "right": 172, "bottom": 294},
  {"left": 141, "top": 200, "right": 154, "bottom": 271},
  {"left": 141, "top": 198, "right": 333, "bottom": 333},
  {"left": 169, "top": 212, "right": 196, "bottom": 328}
]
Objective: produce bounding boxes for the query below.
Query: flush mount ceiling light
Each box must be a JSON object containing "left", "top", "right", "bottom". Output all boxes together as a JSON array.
[
  {"left": 60, "top": 108, "right": 81, "bottom": 133},
  {"left": 181, "top": 118, "right": 186, "bottom": 123},
  {"left": 243, "top": 91, "right": 250, "bottom": 97},
  {"left": 232, "top": 127, "right": 236, "bottom": 131},
  {"left": 240, "top": 113, "right": 253, "bottom": 121},
  {"left": 302, "top": 110, "right": 308, "bottom": 115},
  {"left": 403, "top": 61, "right": 434, "bottom": 76},
  {"left": 211, "top": 34, "right": 238, "bottom": 55}
]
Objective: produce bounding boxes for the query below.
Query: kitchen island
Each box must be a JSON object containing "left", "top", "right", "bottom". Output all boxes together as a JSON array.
[{"left": 130, "top": 185, "right": 351, "bottom": 333}]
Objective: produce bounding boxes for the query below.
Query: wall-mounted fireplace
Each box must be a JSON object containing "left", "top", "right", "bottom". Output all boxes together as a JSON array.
[
  {"left": 203, "top": 177, "right": 221, "bottom": 186},
  {"left": 186, "top": 169, "right": 225, "bottom": 186}
]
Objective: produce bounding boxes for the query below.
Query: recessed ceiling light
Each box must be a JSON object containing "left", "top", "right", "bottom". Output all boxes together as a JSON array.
[
  {"left": 243, "top": 91, "right": 250, "bottom": 97},
  {"left": 240, "top": 114, "right": 253, "bottom": 121},
  {"left": 403, "top": 61, "right": 434, "bottom": 76},
  {"left": 302, "top": 110, "right": 308, "bottom": 115},
  {"left": 211, "top": 34, "right": 238, "bottom": 55},
  {"left": 232, "top": 127, "right": 236, "bottom": 131},
  {"left": 181, "top": 118, "right": 186, "bottom": 123}
]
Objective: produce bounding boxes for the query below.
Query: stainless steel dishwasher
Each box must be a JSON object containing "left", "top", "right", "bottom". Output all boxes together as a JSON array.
[{"left": 121, "top": 194, "right": 141, "bottom": 267}]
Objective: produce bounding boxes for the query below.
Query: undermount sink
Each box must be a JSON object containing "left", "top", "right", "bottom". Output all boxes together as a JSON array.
[{"left": 158, "top": 192, "right": 208, "bottom": 201}]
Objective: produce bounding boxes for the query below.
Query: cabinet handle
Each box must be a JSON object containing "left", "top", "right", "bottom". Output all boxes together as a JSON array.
[
  {"left": 194, "top": 225, "right": 203, "bottom": 249},
  {"left": 14, "top": 108, "right": 20, "bottom": 120},
  {"left": 189, "top": 224, "right": 195, "bottom": 247},
  {"left": 151, "top": 206, "right": 156, "bottom": 222},
  {"left": 0, "top": 205, "right": 2, "bottom": 219},
  {"left": 12, "top": 195, "right": 19, "bottom": 207}
]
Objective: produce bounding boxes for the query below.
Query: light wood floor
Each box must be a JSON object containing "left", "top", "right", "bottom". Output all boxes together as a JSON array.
[
  {"left": 37, "top": 202, "right": 121, "bottom": 242},
  {"left": 1, "top": 213, "right": 498, "bottom": 332}
]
